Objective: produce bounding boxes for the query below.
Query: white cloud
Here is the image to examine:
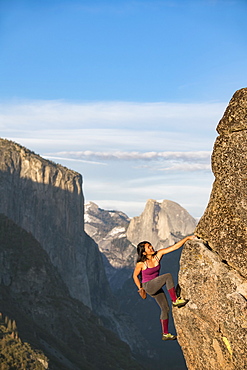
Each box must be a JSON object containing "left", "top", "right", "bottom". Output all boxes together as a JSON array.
[
  {"left": 89, "top": 200, "right": 146, "bottom": 217},
  {"left": 48, "top": 150, "right": 211, "bottom": 161},
  {"left": 1, "top": 99, "right": 223, "bottom": 155},
  {"left": 0, "top": 99, "right": 226, "bottom": 131},
  {"left": 161, "top": 163, "right": 211, "bottom": 172},
  {"left": 43, "top": 155, "right": 107, "bottom": 166},
  {"left": 43, "top": 150, "right": 211, "bottom": 173},
  {"left": 86, "top": 182, "right": 213, "bottom": 218}
]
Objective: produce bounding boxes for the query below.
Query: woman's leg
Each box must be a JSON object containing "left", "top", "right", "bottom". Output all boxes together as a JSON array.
[
  {"left": 143, "top": 273, "right": 177, "bottom": 302},
  {"left": 160, "top": 318, "right": 169, "bottom": 334},
  {"left": 152, "top": 289, "right": 176, "bottom": 340},
  {"left": 142, "top": 281, "right": 178, "bottom": 340},
  {"left": 152, "top": 288, "right": 170, "bottom": 320}
]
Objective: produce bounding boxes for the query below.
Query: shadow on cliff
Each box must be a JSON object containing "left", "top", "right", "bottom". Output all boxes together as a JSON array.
[{"left": 0, "top": 166, "right": 112, "bottom": 312}]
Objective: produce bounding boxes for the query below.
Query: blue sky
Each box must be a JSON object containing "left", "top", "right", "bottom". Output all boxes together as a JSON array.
[{"left": 1, "top": 0, "right": 247, "bottom": 218}]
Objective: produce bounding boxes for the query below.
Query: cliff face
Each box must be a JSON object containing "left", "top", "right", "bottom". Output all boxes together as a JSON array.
[
  {"left": 196, "top": 88, "right": 247, "bottom": 277},
  {"left": 127, "top": 199, "right": 197, "bottom": 249},
  {"left": 173, "top": 88, "right": 247, "bottom": 370},
  {"left": 0, "top": 139, "right": 105, "bottom": 309}
]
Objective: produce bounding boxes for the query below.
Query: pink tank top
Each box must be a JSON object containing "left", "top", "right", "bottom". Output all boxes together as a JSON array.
[{"left": 142, "top": 262, "right": 160, "bottom": 283}]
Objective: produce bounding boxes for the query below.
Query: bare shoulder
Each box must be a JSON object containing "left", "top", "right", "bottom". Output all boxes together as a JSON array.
[
  {"left": 136, "top": 261, "right": 144, "bottom": 268},
  {"left": 135, "top": 261, "right": 144, "bottom": 271}
]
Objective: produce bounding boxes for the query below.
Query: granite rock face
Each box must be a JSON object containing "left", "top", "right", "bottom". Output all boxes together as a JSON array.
[
  {"left": 195, "top": 88, "right": 247, "bottom": 277},
  {"left": 0, "top": 139, "right": 100, "bottom": 309},
  {"left": 174, "top": 88, "right": 247, "bottom": 370},
  {"left": 127, "top": 199, "right": 197, "bottom": 249}
]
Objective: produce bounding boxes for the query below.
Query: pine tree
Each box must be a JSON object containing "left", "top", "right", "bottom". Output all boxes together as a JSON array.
[
  {"left": 4, "top": 316, "right": 9, "bottom": 326},
  {"left": 12, "top": 320, "right": 17, "bottom": 332},
  {"left": 7, "top": 319, "right": 12, "bottom": 332}
]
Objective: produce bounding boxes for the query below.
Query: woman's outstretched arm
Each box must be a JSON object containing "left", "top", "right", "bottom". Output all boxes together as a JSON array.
[{"left": 156, "top": 235, "right": 196, "bottom": 259}]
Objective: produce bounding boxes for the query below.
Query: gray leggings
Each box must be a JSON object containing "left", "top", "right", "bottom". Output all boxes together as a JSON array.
[{"left": 142, "top": 273, "right": 174, "bottom": 320}]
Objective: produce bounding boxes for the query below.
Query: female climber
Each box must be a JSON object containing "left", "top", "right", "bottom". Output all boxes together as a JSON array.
[{"left": 133, "top": 235, "right": 195, "bottom": 341}]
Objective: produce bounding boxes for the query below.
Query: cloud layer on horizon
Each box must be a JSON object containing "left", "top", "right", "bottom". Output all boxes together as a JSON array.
[
  {"left": 48, "top": 150, "right": 211, "bottom": 160},
  {"left": 1, "top": 98, "right": 225, "bottom": 154},
  {"left": 0, "top": 99, "right": 226, "bottom": 130},
  {"left": 45, "top": 150, "right": 211, "bottom": 172}
]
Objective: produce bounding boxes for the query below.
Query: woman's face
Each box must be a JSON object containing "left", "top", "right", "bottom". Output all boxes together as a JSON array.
[{"left": 144, "top": 243, "right": 155, "bottom": 255}]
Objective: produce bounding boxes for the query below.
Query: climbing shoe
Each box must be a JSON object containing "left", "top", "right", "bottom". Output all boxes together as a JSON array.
[
  {"left": 172, "top": 297, "right": 189, "bottom": 308},
  {"left": 162, "top": 333, "right": 177, "bottom": 341}
]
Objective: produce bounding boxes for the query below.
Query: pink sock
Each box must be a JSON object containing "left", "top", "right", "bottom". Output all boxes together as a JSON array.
[
  {"left": 168, "top": 287, "right": 177, "bottom": 302},
  {"left": 160, "top": 319, "right": 169, "bottom": 334}
]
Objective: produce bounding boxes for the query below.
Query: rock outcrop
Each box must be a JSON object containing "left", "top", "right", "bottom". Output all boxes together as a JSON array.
[
  {"left": 196, "top": 88, "right": 247, "bottom": 278},
  {"left": 173, "top": 88, "right": 247, "bottom": 370},
  {"left": 127, "top": 199, "right": 197, "bottom": 249}
]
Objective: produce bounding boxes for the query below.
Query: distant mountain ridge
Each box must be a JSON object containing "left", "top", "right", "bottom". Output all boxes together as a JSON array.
[
  {"left": 85, "top": 202, "right": 135, "bottom": 290},
  {"left": 127, "top": 199, "right": 197, "bottom": 249}
]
